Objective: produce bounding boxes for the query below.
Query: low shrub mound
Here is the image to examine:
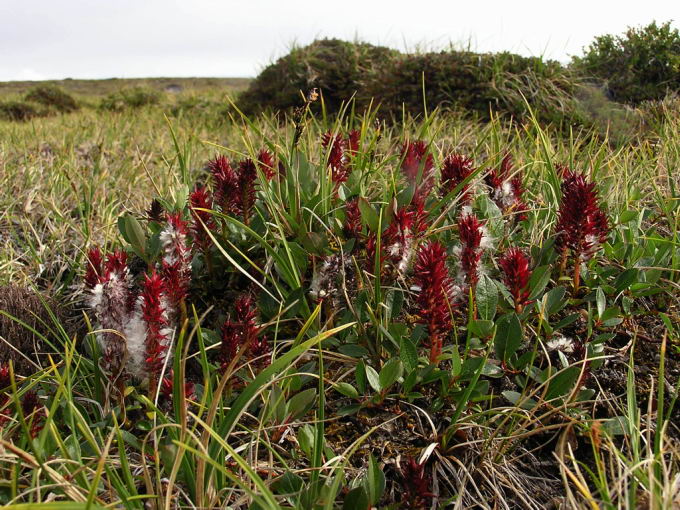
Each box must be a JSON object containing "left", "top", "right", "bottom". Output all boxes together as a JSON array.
[
  {"left": 99, "top": 86, "right": 162, "bottom": 111},
  {"left": 0, "top": 101, "right": 45, "bottom": 121},
  {"left": 237, "top": 38, "right": 399, "bottom": 115},
  {"left": 572, "top": 21, "right": 680, "bottom": 104},
  {"left": 238, "top": 39, "right": 584, "bottom": 126},
  {"left": 24, "top": 84, "right": 79, "bottom": 113},
  {"left": 367, "top": 50, "right": 580, "bottom": 123}
]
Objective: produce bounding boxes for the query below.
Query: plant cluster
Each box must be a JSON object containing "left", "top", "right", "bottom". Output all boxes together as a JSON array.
[{"left": 1, "top": 101, "right": 678, "bottom": 509}]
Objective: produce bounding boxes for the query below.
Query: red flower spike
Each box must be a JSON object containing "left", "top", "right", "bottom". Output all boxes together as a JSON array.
[
  {"left": 510, "top": 175, "right": 529, "bottom": 221},
  {"left": 140, "top": 271, "right": 169, "bottom": 378},
  {"left": 219, "top": 294, "right": 260, "bottom": 371},
  {"left": 208, "top": 155, "right": 240, "bottom": 216},
  {"left": 250, "top": 336, "right": 271, "bottom": 368},
  {"left": 400, "top": 457, "right": 435, "bottom": 508},
  {"left": 90, "top": 249, "right": 132, "bottom": 377},
  {"left": 257, "top": 149, "right": 277, "bottom": 180},
  {"left": 347, "top": 130, "right": 360, "bottom": 156},
  {"left": 146, "top": 199, "right": 164, "bottom": 223},
  {"left": 237, "top": 158, "right": 258, "bottom": 223},
  {"left": 21, "top": 390, "right": 46, "bottom": 438},
  {"left": 499, "top": 248, "right": 533, "bottom": 312},
  {"left": 0, "top": 364, "right": 10, "bottom": 391},
  {"left": 104, "top": 249, "right": 128, "bottom": 280},
  {"left": 365, "top": 234, "right": 385, "bottom": 273},
  {"left": 189, "top": 186, "right": 215, "bottom": 252},
  {"left": 555, "top": 172, "right": 609, "bottom": 259},
  {"left": 159, "top": 371, "right": 195, "bottom": 402},
  {"left": 160, "top": 212, "right": 191, "bottom": 314},
  {"left": 414, "top": 241, "right": 456, "bottom": 362},
  {"left": 485, "top": 154, "right": 528, "bottom": 220},
  {"left": 343, "top": 199, "right": 362, "bottom": 239},
  {"left": 219, "top": 320, "right": 242, "bottom": 369},
  {"left": 321, "top": 131, "right": 352, "bottom": 185},
  {"left": 555, "top": 170, "right": 609, "bottom": 290},
  {"left": 458, "top": 213, "right": 486, "bottom": 288},
  {"left": 412, "top": 202, "right": 430, "bottom": 237},
  {"left": 401, "top": 140, "right": 434, "bottom": 206},
  {"left": 441, "top": 153, "right": 475, "bottom": 203},
  {"left": 84, "top": 246, "right": 103, "bottom": 289},
  {"left": 234, "top": 294, "right": 259, "bottom": 341}
]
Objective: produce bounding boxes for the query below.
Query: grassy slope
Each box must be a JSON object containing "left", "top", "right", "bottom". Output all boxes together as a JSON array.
[
  {"left": 0, "top": 82, "right": 679, "bottom": 508},
  {"left": 0, "top": 77, "right": 252, "bottom": 97}
]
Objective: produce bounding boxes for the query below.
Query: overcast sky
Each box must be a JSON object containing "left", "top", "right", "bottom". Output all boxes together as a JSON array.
[{"left": 0, "top": 1, "right": 676, "bottom": 81}]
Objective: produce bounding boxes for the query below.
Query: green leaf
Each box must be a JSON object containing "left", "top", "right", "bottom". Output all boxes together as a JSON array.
[
  {"left": 366, "top": 454, "right": 385, "bottom": 505},
  {"left": 379, "top": 359, "right": 403, "bottom": 390},
  {"left": 358, "top": 197, "right": 379, "bottom": 233},
  {"left": 297, "top": 425, "right": 314, "bottom": 458},
  {"left": 117, "top": 216, "right": 131, "bottom": 244},
  {"left": 528, "top": 265, "right": 551, "bottom": 299},
  {"left": 355, "top": 359, "right": 367, "bottom": 394},
  {"left": 300, "top": 231, "right": 328, "bottom": 255},
  {"left": 614, "top": 268, "right": 638, "bottom": 293},
  {"left": 338, "top": 344, "right": 369, "bottom": 358},
  {"left": 397, "top": 182, "right": 416, "bottom": 208},
  {"left": 272, "top": 471, "right": 304, "bottom": 494},
  {"left": 287, "top": 388, "right": 316, "bottom": 420},
  {"left": 468, "top": 319, "right": 494, "bottom": 339},
  {"left": 400, "top": 336, "right": 418, "bottom": 372},
  {"left": 343, "top": 487, "right": 369, "bottom": 510},
  {"left": 365, "top": 365, "right": 381, "bottom": 393},
  {"left": 124, "top": 214, "right": 147, "bottom": 258},
  {"left": 476, "top": 275, "right": 498, "bottom": 320},
  {"left": 618, "top": 210, "right": 638, "bottom": 223},
  {"left": 333, "top": 382, "right": 359, "bottom": 399},
  {"left": 451, "top": 348, "right": 462, "bottom": 377},
  {"left": 545, "top": 366, "right": 581, "bottom": 401},
  {"left": 502, "top": 390, "right": 538, "bottom": 410},
  {"left": 544, "top": 286, "right": 567, "bottom": 315},
  {"left": 494, "top": 313, "right": 523, "bottom": 362},
  {"left": 596, "top": 287, "right": 606, "bottom": 318}
]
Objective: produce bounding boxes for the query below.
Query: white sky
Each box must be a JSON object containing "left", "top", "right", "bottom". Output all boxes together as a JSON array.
[{"left": 0, "top": 1, "right": 676, "bottom": 81}]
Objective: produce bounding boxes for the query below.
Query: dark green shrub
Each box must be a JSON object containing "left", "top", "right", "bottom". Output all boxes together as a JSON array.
[
  {"left": 366, "top": 51, "right": 579, "bottom": 123},
  {"left": 100, "top": 87, "right": 161, "bottom": 111},
  {"left": 237, "top": 39, "right": 583, "bottom": 127},
  {"left": 237, "top": 38, "right": 398, "bottom": 115},
  {"left": 0, "top": 101, "right": 44, "bottom": 121},
  {"left": 572, "top": 21, "right": 680, "bottom": 104},
  {"left": 24, "top": 85, "right": 79, "bottom": 113}
]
